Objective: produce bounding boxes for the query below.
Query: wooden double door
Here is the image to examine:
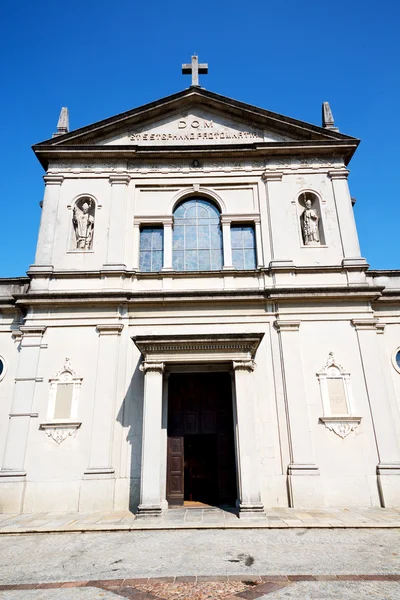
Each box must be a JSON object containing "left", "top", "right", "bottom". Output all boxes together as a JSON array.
[{"left": 167, "top": 372, "right": 237, "bottom": 507}]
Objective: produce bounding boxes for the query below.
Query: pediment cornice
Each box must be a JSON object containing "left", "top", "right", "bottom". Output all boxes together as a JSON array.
[{"left": 33, "top": 88, "right": 359, "bottom": 168}]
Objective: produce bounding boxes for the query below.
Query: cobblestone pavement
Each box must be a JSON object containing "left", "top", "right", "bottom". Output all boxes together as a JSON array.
[
  {"left": 1, "top": 577, "right": 400, "bottom": 599},
  {"left": 0, "top": 528, "right": 399, "bottom": 597},
  {"left": 1, "top": 506, "right": 400, "bottom": 533}
]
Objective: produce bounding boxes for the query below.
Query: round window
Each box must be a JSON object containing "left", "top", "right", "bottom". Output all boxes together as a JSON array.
[
  {"left": 392, "top": 348, "right": 400, "bottom": 374},
  {"left": 0, "top": 359, "right": 4, "bottom": 378}
]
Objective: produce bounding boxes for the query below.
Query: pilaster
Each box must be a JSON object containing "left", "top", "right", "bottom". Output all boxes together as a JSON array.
[
  {"left": 80, "top": 323, "right": 123, "bottom": 511},
  {"left": 31, "top": 175, "right": 64, "bottom": 273},
  {"left": 274, "top": 320, "right": 322, "bottom": 508},
  {"left": 84, "top": 323, "right": 123, "bottom": 476},
  {"left": 352, "top": 318, "right": 400, "bottom": 507},
  {"left": 254, "top": 217, "right": 264, "bottom": 268},
  {"left": 162, "top": 222, "right": 173, "bottom": 271},
  {"left": 132, "top": 223, "right": 140, "bottom": 270},
  {"left": 0, "top": 326, "right": 46, "bottom": 511},
  {"left": 262, "top": 171, "right": 293, "bottom": 267},
  {"left": 137, "top": 361, "right": 165, "bottom": 516},
  {"left": 329, "top": 170, "right": 367, "bottom": 268},
  {"left": 221, "top": 219, "right": 234, "bottom": 269},
  {"left": 233, "top": 360, "right": 264, "bottom": 517},
  {"left": 103, "top": 174, "right": 131, "bottom": 270}
]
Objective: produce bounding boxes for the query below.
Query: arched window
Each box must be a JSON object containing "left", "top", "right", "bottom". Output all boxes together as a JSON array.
[{"left": 173, "top": 198, "right": 223, "bottom": 271}]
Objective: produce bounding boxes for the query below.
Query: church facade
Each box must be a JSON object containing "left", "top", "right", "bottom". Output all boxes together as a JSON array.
[{"left": 1, "top": 66, "right": 400, "bottom": 515}]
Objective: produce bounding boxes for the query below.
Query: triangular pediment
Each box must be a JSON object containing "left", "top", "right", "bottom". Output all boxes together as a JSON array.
[
  {"left": 100, "top": 106, "right": 296, "bottom": 146},
  {"left": 33, "top": 88, "right": 359, "bottom": 167}
]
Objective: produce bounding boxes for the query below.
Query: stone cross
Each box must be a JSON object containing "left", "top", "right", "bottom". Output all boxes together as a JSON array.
[{"left": 182, "top": 55, "right": 208, "bottom": 87}]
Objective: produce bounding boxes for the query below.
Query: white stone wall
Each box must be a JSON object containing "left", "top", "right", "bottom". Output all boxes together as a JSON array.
[
  {"left": 2, "top": 294, "right": 398, "bottom": 513},
  {"left": 0, "top": 149, "right": 398, "bottom": 513},
  {"left": 32, "top": 158, "right": 363, "bottom": 284}
]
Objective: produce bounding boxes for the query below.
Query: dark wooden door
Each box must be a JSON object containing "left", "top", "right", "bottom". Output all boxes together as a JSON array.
[
  {"left": 166, "top": 372, "right": 237, "bottom": 506},
  {"left": 167, "top": 436, "right": 184, "bottom": 505}
]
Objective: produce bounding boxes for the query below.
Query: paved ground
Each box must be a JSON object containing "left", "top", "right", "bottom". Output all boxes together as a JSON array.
[
  {"left": 0, "top": 528, "right": 399, "bottom": 598},
  {"left": 1, "top": 506, "right": 400, "bottom": 533}
]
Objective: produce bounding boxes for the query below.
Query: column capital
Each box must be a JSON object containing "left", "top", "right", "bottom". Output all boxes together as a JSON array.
[
  {"left": 262, "top": 171, "right": 283, "bottom": 182},
  {"left": 109, "top": 173, "right": 131, "bottom": 185},
  {"left": 233, "top": 360, "right": 255, "bottom": 372},
  {"left": 43, "top": 175, "right": 64, "bottom": 185},
  {"left": 351, "top": 318, "right": 379, "bottom": 331},
  {"left": 274, "top": 320, "right": 301, "bottom": 332},
  {"left": 140, "top": 361, "right": 165, "bottom": 374},
  {"left": 328, "top": 169, "right": 349, "bottom": 181},
  {"left": 96, "top": 324, "right": 124, "bottom": 335},
  {"left": 20, "top": 325, "right": 47, "bottom": 337}
]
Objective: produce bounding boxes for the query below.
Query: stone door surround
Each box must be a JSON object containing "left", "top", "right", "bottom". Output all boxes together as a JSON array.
[{"left": 132, "top": 332, "right": 265, "bottom": 517}]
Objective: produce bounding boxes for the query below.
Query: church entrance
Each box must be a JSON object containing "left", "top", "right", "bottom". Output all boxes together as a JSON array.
[{"left": 166, "top": 371, "right": 237, "bottom": 507}]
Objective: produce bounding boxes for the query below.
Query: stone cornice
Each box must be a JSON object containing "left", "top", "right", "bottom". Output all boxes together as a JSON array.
[
  {"left": 33, "top": 141, "right": 359, "bottom": 171},
  {"left": 133, "top": 333, "right": 264, "bottom": 365},
  {"left": 12, "top": 284, "right": 385, "bottom": 308}
]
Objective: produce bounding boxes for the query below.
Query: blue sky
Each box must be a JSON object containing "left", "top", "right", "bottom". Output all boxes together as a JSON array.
[{"left": 0, "top": 0, "right": 399, "bottom": 276}]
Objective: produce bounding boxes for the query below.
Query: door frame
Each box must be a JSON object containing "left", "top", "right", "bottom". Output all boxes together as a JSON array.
[
  {"left": 164, "top": 365, "right": 238, "bottom": 508},
  {"left": 133, "top": 333, "right": 264, "bottom": 513}
]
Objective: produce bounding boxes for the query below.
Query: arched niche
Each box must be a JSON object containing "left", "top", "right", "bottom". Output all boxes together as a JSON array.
[
  {"left": 298, "top": 191, "right": 325, "bottom": 246},
  {"left": 70, "top": 195, "right": 96, "bottom": 251}
]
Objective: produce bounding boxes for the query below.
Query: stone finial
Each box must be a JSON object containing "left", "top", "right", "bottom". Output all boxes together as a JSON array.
[
  {"left": 53, "top": 107, "right": 69, "bottom": 137},
  {"left": 322, "top": 102, "right": 339, "bottom": 131}
]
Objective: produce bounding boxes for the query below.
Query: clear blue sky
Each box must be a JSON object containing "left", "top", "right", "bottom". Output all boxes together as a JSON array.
[{"left": 0, "top": 0, "right": 399, "bottom": 276}]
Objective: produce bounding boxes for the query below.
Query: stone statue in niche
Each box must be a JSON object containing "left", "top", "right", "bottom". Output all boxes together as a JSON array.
[
  {"left": 72, "top": 198, "right": 95, "bottom": 250},
  {"left": 300, "top": 194, "right": 320, "bottom": 245}
]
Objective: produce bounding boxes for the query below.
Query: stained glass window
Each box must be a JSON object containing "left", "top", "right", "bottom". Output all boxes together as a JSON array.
[
  {"left": 139, "top": 227, "right": 164, "bottom": 272},
  {"left": 231, "top": 225, "right": 256, "bottom": 270},
  {"left": 173, "top": 199, "right": 223, "bottom": 271}
]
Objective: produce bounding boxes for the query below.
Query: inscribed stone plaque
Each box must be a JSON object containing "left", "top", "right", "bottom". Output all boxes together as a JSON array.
[
  {"left": 327, "top": 378, "right": 348, "bottom": 415},
  {"left": 54, "top": 383, "right": 73, "bottom": 419}
]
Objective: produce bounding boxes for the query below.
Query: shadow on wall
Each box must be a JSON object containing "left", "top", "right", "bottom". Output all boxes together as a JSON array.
[{"left": 116, "top": 359, "right": 144, "bottom": 513}]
